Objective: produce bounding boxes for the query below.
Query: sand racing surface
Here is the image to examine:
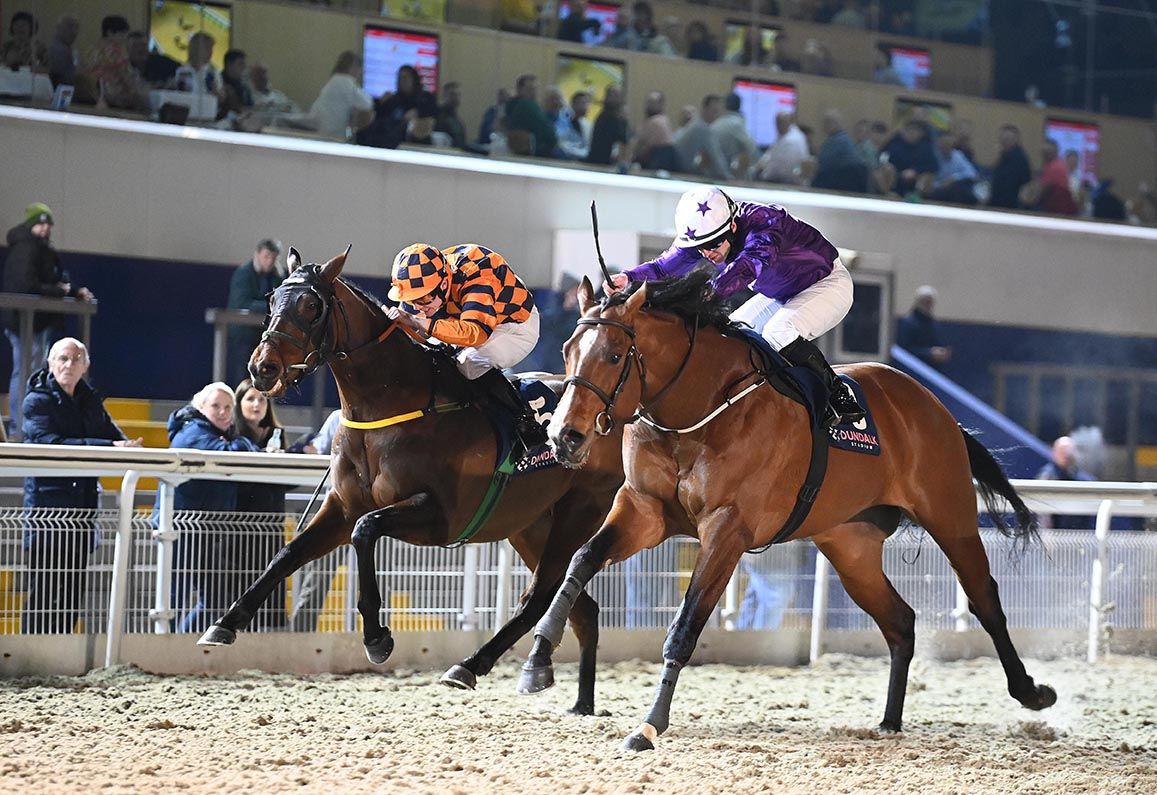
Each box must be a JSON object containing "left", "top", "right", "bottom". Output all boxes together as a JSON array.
[{"left": 2, "top": 654, "right": 1155, "bottom": 794}]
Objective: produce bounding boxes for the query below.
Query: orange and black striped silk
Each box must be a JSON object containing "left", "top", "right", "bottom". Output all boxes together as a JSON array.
[{"left": 426, "top": 244, "right": 535, "bottom": 348}]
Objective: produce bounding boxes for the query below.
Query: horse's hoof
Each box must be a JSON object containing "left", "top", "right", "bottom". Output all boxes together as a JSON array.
[
  {"left": 1022, "top": 683, "right": 1057, "bottom": 711},
  {"left": 621, "top": 732, "right": 655, "bottom": 752},
  {"left": 569, "top": 701, "right": 595, "bottom": 716},
  {"left": 440, "top": 664, "right": 477, "bottom": 691},
  {"left": 364, "top": 633, "right": 395, "bottom": 665},
  {"left": 516, "top": 662, "right": 555, "bottom": 694},
  {"left": 877, "top": 720, "right": 902, "bottom": 734},
  {"left": 196, "top": 625, "right": 236, "bottom": 647}
]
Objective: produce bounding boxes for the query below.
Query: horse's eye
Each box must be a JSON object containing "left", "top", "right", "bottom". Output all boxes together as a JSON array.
[{"left": 608, "top": 353, "right": 622, "bottom": 365}]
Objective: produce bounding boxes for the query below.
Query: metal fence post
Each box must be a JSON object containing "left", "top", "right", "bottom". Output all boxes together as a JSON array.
[
  {"left": 809, "top": 551, "right": 830, "bottom": 664},
  {"left": 952, "top": 583, "right": 969, "bottom": 632},
  {"left": 461, "top": 544, "right": 479, "bottom": 631},
  {"left": 151, "top": 481, "right": 177, "bottom": 633},
  {"left": 105, "top": 471, "right": 141, "bottom": 668},
  {"left": 722, "top": 565, "right": 740, "bottom": 631},
  {"left": 1087, "top": 499, "right": 1115, "bottom": 664},
  {"left": 344, "top": 546, "right": 357, "bottom": 633},
  {"left": 495, "top": 540, "right": 513, "bottom": 628}
]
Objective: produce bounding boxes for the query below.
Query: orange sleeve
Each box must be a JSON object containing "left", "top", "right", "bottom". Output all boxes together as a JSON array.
[{"left": 429, "top": 317, "right": 491, "bottom": 348}]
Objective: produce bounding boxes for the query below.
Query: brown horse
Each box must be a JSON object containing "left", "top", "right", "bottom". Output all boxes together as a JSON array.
[
  {"left": 196, "top": 247, "right": 625, "bottom": 714},
  {"left": 518, "top": 269, "right": 1056, "bottom": 748}
]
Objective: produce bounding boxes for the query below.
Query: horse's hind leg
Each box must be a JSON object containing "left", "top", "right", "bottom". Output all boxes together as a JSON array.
[
  {"left": 812, "top": 519, "right": 915, "bottom": 733},
  {"left": 350, "top": 493, "right": 443, "bottom": 665},
  {"left": 198, "top": 495, "right": 349, "bottom": 646},
  {"left": 922, "top": 514, "right": 1056, "bottom": 712}
]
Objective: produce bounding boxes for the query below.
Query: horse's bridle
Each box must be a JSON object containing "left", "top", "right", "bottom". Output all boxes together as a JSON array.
[{"left": 562, "top": 313, "right": 699, "bottom": 436}]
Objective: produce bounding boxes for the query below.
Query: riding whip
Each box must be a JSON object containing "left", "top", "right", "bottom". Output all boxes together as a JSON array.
[{"left": 590, "top": 201, "right": 614, "bottom": 286}]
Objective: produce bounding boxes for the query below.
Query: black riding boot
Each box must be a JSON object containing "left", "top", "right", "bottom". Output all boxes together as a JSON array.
[
  {"left": 472, "top": 368, "right": 549, "bottom": 450},
  {"left": 779, "top": 337, "right": 865, "bottom": 427}
]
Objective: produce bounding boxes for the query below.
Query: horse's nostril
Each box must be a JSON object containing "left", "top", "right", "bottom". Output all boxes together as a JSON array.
[
  {"left": 562, "top": 428, "right": 586, "bottom": 451},
  {"left": 256, "top": 362, "right": 278, "bottom": 377}
]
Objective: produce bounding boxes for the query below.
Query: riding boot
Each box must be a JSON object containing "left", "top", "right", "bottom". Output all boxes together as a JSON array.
[
  {"left": 778, "top": 337, "right": 865, "bottom": 427},
  {"left": 472, "top": 368, "right": 549, "bottom": 449}
]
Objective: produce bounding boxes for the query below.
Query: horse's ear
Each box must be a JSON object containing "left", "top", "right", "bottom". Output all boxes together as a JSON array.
[
  {"left": 319, "top": 244, "right": 351, "bottom": 283},
  {"left": 624, "top": 281, "right": 647, "bottom": 315},
  {"left": 287, "top": 247, "right": 302, "bottom": 272},
  {"left": 577, "top": 276, "right": 596, "bottom": 313}
]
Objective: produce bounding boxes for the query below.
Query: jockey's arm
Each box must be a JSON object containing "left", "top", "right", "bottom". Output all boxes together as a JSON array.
[
  {"left": 711, "top": 232, "right": 777, "bottom": 298},
  {"left": 625, "top": 245, "right": 702, "bottom": 283},
  {"left": 429, "top": 316, "right": 493, "bottom": 348}
]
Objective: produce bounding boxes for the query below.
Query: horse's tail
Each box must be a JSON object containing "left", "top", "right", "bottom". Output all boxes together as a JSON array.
[{"left": 960, "top": 426, "right": 1039, "bottom": 547}]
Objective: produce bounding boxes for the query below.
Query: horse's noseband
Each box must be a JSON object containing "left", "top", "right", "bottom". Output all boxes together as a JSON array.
[
  {"left": 562, "top": 316, "right": 646, "bottom": 436},
  {"left": 262, "top": 267, "right": 341, "bottom": 380}
]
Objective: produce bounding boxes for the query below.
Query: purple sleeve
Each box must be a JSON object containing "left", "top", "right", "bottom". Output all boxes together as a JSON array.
[
  {"left": 709, "top": 206, "right": 780, "bottom": 298},
  {"left": 625, "top": 243, "right": 702, "bottom": 282}
]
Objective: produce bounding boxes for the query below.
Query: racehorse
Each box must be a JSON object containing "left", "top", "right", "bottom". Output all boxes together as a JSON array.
[
  {"left": 518, "top": 268, "right": 1056, "bottom": 748},
  {"left": 196, "top": 247, "right": 625, "bottom": 714}
]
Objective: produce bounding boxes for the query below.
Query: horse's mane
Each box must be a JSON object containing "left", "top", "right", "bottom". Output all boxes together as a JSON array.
[
  {"left": 338, "top": 275, "right": 394, "bottom": 317},
  {"left": 603, "top": 264, "right": 732, "bottom": 328}
]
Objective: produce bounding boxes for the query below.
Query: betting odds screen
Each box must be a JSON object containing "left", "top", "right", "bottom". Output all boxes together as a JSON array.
[
  {"left": 732, "top": 79, "right": 797, "bottom": 148},
  {"left": 363, "top": 25, "right": 440, "bottom": 98},
  {"left": 1045, "top": 118, "right": 1100, "bottom": 185},
  {"left": 886, "top": 45, "right": 931, "bottom": 90},
  {"left": 148, "top": 0, "right": 233, "bottom": 72}
]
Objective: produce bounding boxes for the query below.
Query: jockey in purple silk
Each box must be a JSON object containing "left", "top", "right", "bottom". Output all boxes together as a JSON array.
[{"left": 606, "top": 186, "right": 864, "bottom": 426}]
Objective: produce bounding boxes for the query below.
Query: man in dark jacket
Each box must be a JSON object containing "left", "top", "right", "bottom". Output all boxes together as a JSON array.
[
  {"left": 3, "top": 204, "right": 94, "bottom": 433},
  {"left": 22, "top": 337, "right": 140, "bottom": 633},
  {"left": 988, "top": 124, "right": 1032, "bottom": 210},
  {"left": 895, "top": 285, "right": 952, "bottom": 371},
  {"left": 226, "top": 238, "right": 285, "bottom": 383}
]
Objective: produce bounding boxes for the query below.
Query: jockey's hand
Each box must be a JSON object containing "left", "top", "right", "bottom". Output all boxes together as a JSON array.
[
  {"left": 603, "top": 272, "right": 630, "bottom": 296},
  {"left": 387, "top": 306, "right": 428, "bottom": 335}
]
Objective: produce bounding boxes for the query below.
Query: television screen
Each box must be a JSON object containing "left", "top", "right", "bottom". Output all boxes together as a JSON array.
[
  {"left": 1045, "top": 119, "right": 1099, "bottom": 185},
  {"left": 722, "top": 22, "right": 781, "bottom": 64},
  {"left": 893, "top": 97, "right": 952, "bottom": 133},
  {"left": 556, "top": 54, "right": 625, "bottom": 117},
  {"left": 149, "top": 0, "right": 233, "bottom": 72},
  {"left": 886, "top": 45, "right": 931, "bottom": 90},
  {"left": 732, "top": 79, "right": 797, "bottom": 148},
  {"left": 363, "top": 25, "right": 440, "bottom": 98},
  {"left": 380, "top": 0, "right": 447, "bottom": 24},
  {"left": 558, "top": 1, "right": 621, "bottom": 47}
]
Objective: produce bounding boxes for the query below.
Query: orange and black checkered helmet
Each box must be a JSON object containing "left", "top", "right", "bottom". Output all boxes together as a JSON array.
[{"left": 388, "top": 243, "right": 448, "bottom": 302}]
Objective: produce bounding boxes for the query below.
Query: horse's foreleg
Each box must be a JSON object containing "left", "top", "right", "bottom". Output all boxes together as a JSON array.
[
  {"left": 621, "top": 507, "right": 748, "bottom": 752},
  {"left": 350, "top": 493, "right": 441, "bottom": 665},
  {"left": 518, "top": 487, "right": 663, "bottom": 696},
  {"left": 198, "top": 495, "right": 348, "bottom": 646},
  {"left": 813, "top": 522, "right": 915, "bottom": 733}
]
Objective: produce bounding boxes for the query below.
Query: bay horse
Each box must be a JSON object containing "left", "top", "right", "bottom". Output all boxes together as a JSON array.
[
  {"left": 518, "top": 268, "right": 1056, "bottom": 748},
  {"left": 196, "top": 247, "right": 625, "bottom": 714}
]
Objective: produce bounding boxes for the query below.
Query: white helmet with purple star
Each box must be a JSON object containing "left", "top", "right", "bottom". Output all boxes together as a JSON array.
[{"left": 673, "top": 187, "right": 737, "bottom": 248}]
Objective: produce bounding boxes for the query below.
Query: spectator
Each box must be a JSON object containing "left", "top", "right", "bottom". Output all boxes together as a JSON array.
[
  {"left": 3, "top": 204, "right": 95, "bottom": 435},
  {"left": 830, "top": 0, "right": 867, "bottom": 28},
  {"left": 988, "top": 124, "right": 1032, "bottom": 209},
  {"left": 929, "top": 132, "right": 979, "bottom": 205},
  {"left": 952, "top": 119, "right": 978, "bottom": 165},
  {"left": 231, "top": 378, "right": 290, "bottom": 629},
  {"left": 684, "top": 21, "right": 719, "bottom": 62},
  {"left": 247, "top": 62, "right": 300, "bottom": 117},
  {"left": 711, "top": 92, "right": 758, "bottom": 180},
  {"left": 167, "top": 381, "right": 261, "bottom": 633},
  {"left": 172, "top": 31, "right": 224, "bottom": 101},
  {"left": 359, "top": 64, "right": 438, "bottom": 149},
  {"left": 542, "top": 85, "right": 569, "bottom": 146},
  {"left": 727, "top": 25, "right": 774, "bottom": 69},
  {"left": 302, "top": 51, "right": 373, "bottom": 140},
  {"left": 1036, "top": 436, "right": 1095, "bottom": 530},
  {"left": 46, "top": 15, "right": 80, "bottom": 88},
  {"left": 557, "top": 90, "right": 593, "bottom": 160},
  {"left": 883, "top": 118, "right": 938, "bottom": 196},
  {"left": 434, "top": 81, "right": 467, "bottom": 149},
  {"left": 811, "top": 109, "right": 869, "bottom": 192},
  {"left": 126, "top": 31, "right": 180, "bottom": 88},
  {"left": 1024, "top": 139, "right": 1078, "bottom": 216},
  {"left": 1091, "top": 179, "right": 1128, "bottom": 221},
  {"left": 20, "top": 338, "right": 140, "bottom": 633},
  {"left": 503, "top": 74, "right": 559, "bottom": 158},
  {"left": 220, "top": 48, "right": 253, "bottom": 117},
  {"left": 82, "top": 15, "right": 148, "bottom": 110},
  {"left": 586, "top": 84, "right": 631, "bottom": 168},
  {"left": 634, "top": 91, "right": 680, "bottom": 172},
  {"left": 303, "top": 409, "right": 342, "bottom": 456},
  {"left": 800, "top": 37, "right": 835, "bottom": 77},
  {"left": 2, "top": 11, "right": 47, "bottom": 70},
  {"left": 673, "top": 94, "right": 731, "bottom": 180},
  {"left": 607, "top": 1, "right": 676, "bottom": 56},
  {"left": 872, "top": 44, "right": 905, "bottom": 86},
  {"left": 226, "top": 238, "right": 286, "bottom": 384},
  {"left": 1065, "top": 149, "right": 1091, "bottom": 214},
  {"left": 477, "top": 87, "right": 512, "bottom": 147},
  {"left": 557, "top": 0, "right": 601, "bottom": 43},
  {"left": 854, "top": 119, "right": 888, "bottom": 172},
  {"left": 756, "top": 111, "right": 810, "bottom": 184},
  {"left": 896, "top": 285, "right": 951, "bottom": 370}
]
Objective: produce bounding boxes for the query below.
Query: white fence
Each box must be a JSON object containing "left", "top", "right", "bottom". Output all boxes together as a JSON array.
[{"left": 0, "top": 445, "right": 1154, "bottom": 670}]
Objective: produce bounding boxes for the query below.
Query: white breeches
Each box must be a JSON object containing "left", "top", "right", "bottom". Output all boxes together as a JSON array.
[
  {"left": 728, "top": 257, "right": 852, "bottom": 350},
  {"left": 456, "top": 307, "right": 541, "bottom": 379}
]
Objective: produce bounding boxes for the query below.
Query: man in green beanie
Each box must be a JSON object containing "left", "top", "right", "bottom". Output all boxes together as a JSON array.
[{"left": 3, "top": 203, "right": 94, "bottom": 434}]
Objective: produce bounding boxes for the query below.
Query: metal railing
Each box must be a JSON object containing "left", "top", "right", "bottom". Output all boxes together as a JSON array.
[
  {"left": 0, "top": 293, "right": 98, "bottom": 440},
  {"left": 0, "top": 444, "right": 1153, "bottom": 668}
]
